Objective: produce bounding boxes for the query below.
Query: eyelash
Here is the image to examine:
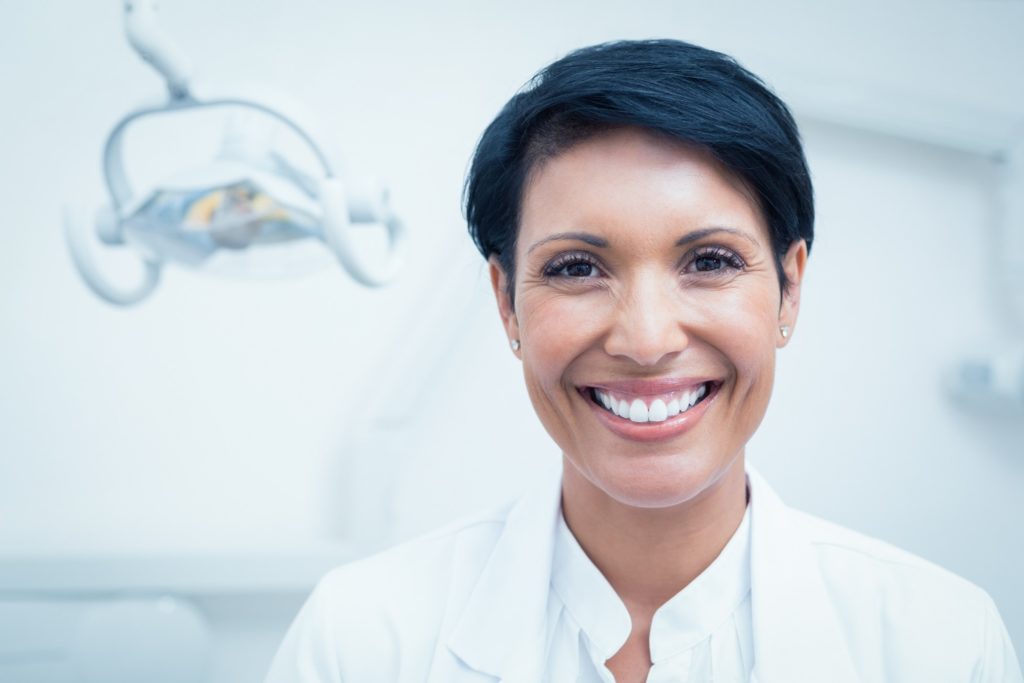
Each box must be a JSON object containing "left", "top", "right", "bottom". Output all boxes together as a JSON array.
[{"left": 541, "top": 246, "right": 746, "bottom": 280}]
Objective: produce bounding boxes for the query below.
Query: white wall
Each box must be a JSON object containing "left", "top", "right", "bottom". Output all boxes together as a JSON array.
[{"left": 1, "top": 0, "right": 1022, "bottom": 673}]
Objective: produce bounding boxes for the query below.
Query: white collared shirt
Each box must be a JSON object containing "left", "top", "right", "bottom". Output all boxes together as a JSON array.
[{"left": 544, "top": 496, "right": 754, "bottom": 682}]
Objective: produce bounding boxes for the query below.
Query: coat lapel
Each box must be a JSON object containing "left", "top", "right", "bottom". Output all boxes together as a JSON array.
[
  {"left": 746, "top": 465, "right": 861, "bottom": 682},
  {"left": 446, "top": 470, "right": 562, "bottom": 682}
]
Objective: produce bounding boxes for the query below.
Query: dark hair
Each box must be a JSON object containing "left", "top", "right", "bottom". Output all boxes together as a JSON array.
[{"left": 464, "top": 39, "right": 813, "bottom": 302}]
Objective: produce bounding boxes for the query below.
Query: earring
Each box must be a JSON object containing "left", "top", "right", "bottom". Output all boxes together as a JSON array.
[
  {"left": 511, "top": 339, "right": 521, "bottom": 351},
  {"left": 779, "top": 325, "right": 790, "bottom": 339}
]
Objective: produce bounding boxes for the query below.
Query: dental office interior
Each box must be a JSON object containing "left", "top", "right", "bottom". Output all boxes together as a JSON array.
[{"left": 2, "top": 1, "right": 1023, "bottom": 680}]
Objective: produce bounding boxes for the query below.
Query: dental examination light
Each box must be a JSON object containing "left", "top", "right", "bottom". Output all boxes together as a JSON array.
[{"left": 64, "top": 0, "right": 405, "bottom": 306}]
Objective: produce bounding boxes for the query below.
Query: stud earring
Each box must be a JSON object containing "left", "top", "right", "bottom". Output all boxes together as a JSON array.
[
  {"left": 780, "top": 325, "right": 790, "bottom": 339},
  {"left": 511, "top": 339, "right": 521, "bottom": 351}
]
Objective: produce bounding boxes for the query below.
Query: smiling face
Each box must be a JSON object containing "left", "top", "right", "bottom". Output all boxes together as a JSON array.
[{"left": 490, "top": 127, "right": 807, "bottom": 509}]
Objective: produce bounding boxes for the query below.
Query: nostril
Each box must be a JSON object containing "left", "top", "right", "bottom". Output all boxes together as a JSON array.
[
  {"left": 604, "top": 307, "right": 691, "bottom": 366},
  {"left": 603, "top": 336, "right": 689, "bottom": 367}
]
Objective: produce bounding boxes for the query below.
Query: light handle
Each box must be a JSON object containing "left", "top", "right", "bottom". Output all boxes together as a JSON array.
[
  {"left": 320, "top": 178, "right": 405, "bottom": 287},
  {"left": 64, "top": 205, "right": 162, "bottom": 306}
]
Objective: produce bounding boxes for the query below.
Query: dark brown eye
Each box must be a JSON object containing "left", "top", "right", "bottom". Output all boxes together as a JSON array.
[
  {"left": 564, "top": 262, "right": 595, "bottom": 277},
  {"left": 685, "top": 246, "right": 746, "bottom": 275},
  {"left": 694, "top": 255, "right": 724, "bottom": 272},
  {"left": 543, "top": 252, "right": 604, "bottom": 279}
]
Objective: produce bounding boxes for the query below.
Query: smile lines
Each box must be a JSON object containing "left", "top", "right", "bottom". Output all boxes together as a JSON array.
[{"left": 589, "top": 383, "right": 710, "bottom": 423}]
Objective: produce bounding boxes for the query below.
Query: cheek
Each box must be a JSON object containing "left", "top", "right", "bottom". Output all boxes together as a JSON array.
[
  {"left": 515, "top": 293, "right": 607, "bottom": 450},
  {"left": 688, "top": 283, "right": 779, "bottom": 383},
  {"left": 714, "top": 302, "right": 780, "bottom": 449},
  {"left": 517, "top": 292, "right": 605, "bottom": 387}
]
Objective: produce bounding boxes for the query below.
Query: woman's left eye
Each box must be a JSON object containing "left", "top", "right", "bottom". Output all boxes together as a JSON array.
[{"left": 685, "top": 247, "right": 745, "bottom": 274}]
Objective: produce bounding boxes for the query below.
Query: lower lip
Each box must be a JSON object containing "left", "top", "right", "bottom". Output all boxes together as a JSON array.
[{"left": 584, "top": 384, "right": 720, "bottom": 443}]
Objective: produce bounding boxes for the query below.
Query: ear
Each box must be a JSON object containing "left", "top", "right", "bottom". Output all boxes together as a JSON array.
[
  {"left": 777, "top": 239, "right": 808, "bottom": 348},
  {"left": 488, "top": 256, "right": 521, "bottom": 358}
]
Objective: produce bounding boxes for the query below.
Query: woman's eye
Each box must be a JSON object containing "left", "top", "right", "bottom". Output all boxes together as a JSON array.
[
  {"left": 543, "top": 254, "right": 603, "bottom": 279},
  {"left": 686, "top": 247, "right": 745, "bottom": 275},
  {"left": 563, "top": 262, "right": 595, "bottom": 277},
  {"left": 694, "top": 255, "right": 725, "bottom": 272}
]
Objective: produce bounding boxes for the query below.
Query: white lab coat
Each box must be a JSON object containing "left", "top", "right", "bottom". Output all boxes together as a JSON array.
[{"left": 266, "top": 466, "right": 1023, "bottom": 682}]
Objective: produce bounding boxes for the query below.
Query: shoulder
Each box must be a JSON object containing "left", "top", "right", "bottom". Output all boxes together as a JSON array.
[
  {"left": 265, "top": 501, "right": 515, "bottom": 682},
  {"left": 791, "top": 509, "right": 1017, "bottom": 679},
  {"left": 793, "top": 508, "right": 990, "bottom": 607},
  {"left": 318, "top": 501, "right": 513, "bottom": 626}
]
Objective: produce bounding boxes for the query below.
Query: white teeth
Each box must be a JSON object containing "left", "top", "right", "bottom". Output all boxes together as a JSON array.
[
  {"left": 592, "top": 383, "right": 711, "bottom": 421},
  {"left": 618, "top": 399, "right": 630, "bottom": 418},
  {"left": 648, "top": 399, "right": 668, "bottom": 422},
  {"left": 628, "top": 399, "right": 648, "bottom": 423}
]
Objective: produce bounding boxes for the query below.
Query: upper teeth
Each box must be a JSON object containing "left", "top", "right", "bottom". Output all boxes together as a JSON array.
[{"left": 593, "top": 384, "right": 708, "bottom": 423}]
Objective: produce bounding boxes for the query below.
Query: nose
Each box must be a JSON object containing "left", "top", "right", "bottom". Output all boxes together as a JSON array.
[{"left": 603, "top": 270, "right": 690, "bottom": 366}]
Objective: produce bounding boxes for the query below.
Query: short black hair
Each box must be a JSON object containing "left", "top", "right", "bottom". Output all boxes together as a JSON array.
[{"left": 464, "top": 39, "right": 813, "bottom": 301}]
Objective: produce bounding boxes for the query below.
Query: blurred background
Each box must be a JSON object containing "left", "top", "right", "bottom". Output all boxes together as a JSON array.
[{"left": 1, "top": 1, "right": 1022, "bottom": 680}]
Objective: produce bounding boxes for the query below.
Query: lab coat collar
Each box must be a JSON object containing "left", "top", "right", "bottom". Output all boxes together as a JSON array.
[
  {"left": 446, "top": 470, "right": 562, "bottom": 682},
  {"left": 745, "top": 465, "right": 860, "bottom": 682},
  {"left": 447, "top": 463, "right": 861, "bottom": 683}
]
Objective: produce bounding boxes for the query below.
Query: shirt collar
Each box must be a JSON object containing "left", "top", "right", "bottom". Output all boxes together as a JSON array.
[
  {"left": 550, "top": 504, "right": 632, "bottom": 659},
  {"left": 650, "top": 494, "right": 751, "bottom": 661},
  {"left": 550, "top": 479, "right": 752, "bottom": 663}
]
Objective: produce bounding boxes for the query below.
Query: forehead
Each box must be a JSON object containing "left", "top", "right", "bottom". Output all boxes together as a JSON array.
[{"left": 518, "top": 127, "right": 768, "bottom": 252}]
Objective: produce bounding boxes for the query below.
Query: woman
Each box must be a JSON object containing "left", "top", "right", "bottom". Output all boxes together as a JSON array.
[{"left": 267, "top": 40, "right": 1022, "bottom": 682}]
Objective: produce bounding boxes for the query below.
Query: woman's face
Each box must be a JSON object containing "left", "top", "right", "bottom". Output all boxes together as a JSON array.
[{"left": 491, "top": 127, "right": 806, "bottom": 509}]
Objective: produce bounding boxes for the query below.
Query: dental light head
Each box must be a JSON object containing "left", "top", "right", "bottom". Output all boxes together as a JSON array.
[{"left": 65, "top": 0, "right": 405, "bottom": 306}]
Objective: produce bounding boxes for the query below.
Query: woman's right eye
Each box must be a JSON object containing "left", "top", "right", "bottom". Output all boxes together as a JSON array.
[
  {"left": 543, "top": 253, "right": 603, "bottom": 279},
  {"left": 562, "top": 261, "right": 595, "bottom": 277}
]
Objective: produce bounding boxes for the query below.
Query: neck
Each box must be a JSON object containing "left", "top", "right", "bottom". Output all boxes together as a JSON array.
[{"left": 560, "top": 455, "right": 748, "bottom": 617}]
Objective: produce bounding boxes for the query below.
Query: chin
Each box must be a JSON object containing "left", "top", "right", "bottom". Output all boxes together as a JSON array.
[{"left": 579, "top": 450, "right": 741, "bottom": 510}]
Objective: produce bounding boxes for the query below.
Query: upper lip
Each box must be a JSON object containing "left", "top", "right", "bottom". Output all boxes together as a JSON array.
[{"left": 582, "top": 377, "right": 719, "bottom": 398}]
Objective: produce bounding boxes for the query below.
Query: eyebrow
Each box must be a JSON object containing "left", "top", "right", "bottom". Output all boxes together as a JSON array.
[
  {"left": 675, "top": 227, "right": 759, "bottom": 247},
  {"left": 526, "top": 227, "right": 757, "bottom": 255},
  {"left": 526, "top": 232, "right": 609, "bottom": 255}
]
